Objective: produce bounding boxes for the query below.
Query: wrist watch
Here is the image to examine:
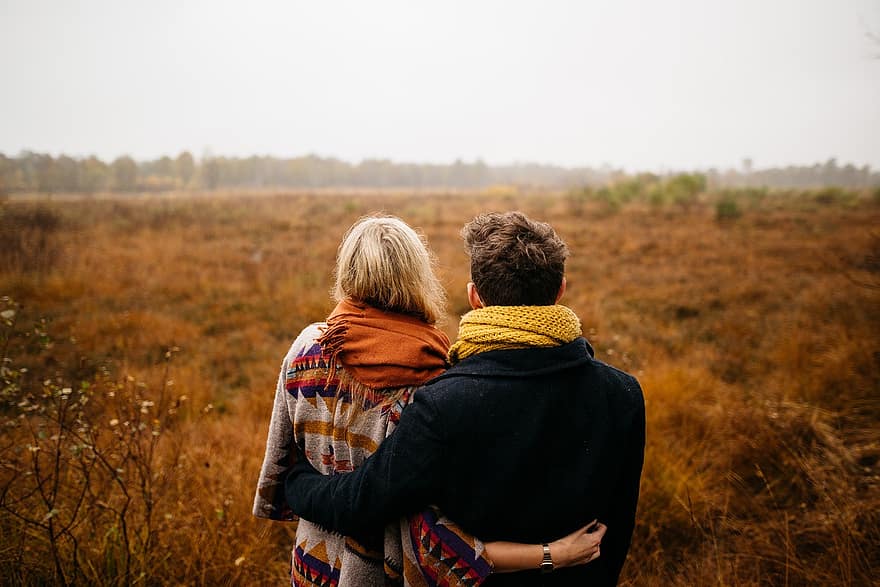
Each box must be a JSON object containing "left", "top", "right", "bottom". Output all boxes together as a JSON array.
[{"left": 541, "top": 543, "right": 554, "bottom": 573}]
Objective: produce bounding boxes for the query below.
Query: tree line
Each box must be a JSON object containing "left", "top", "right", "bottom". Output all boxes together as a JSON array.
[{"left": 1, "top": 151, "right": 877, "bottom": 194}]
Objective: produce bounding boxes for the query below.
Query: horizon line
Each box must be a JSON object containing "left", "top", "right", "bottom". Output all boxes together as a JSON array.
[{"left": 2, "top": 148, "right": 875, "bottom": 174}]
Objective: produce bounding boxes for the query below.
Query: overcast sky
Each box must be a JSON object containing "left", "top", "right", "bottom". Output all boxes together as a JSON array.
[{"left": 2, "top": 0, "right": 879, "bottom": 171}]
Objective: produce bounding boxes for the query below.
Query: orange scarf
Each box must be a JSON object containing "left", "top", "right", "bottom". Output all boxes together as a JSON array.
[{"left": 317, "top": 299, "right": 450, "bottom": 390}]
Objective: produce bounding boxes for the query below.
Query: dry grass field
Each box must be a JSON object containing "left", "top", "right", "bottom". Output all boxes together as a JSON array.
[{"left": 1, "top": 188, "right": 878, "bottom": 585}]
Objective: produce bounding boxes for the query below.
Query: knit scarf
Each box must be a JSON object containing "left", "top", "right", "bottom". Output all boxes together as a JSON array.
[
  {"left": 447, "top": 305, "right": 582, "bottom": 364},
  {"left": 317, "top": 299, "right": 450, "bottom": 390}
]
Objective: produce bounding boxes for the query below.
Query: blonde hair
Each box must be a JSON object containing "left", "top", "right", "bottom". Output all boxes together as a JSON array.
[{"left": 334, "top": 215, "right": 446, "bottom": 324}]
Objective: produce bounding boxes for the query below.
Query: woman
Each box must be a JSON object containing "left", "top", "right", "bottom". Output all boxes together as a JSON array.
[{"left": 253, "top": 216, "right": 604, "bottom": 585}]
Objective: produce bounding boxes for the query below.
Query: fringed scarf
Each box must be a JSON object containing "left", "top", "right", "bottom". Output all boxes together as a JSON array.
[
  {"left": 447, "top": 305, "right": 582, "bottom": 364},
  {"left": 317, "top": 299, "right": 450, "bottom": 393}
]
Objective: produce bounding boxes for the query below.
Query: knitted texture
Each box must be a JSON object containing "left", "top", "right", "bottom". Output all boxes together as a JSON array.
[
  {"left": 317, "top": 299, "right": 449, "bottom": 391},
  {"left": 403, "top": 507, "right": 493, "bottom": 585},
  {"left": 254, "top": 324, "right": 492, "bottom": 586},
  {"left": 447, "top": 305, "right": 582, "bottom": 364}
]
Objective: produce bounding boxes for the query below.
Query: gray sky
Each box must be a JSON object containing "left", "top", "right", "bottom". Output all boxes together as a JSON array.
[{"left": 2, "top": 0, "right": 879, "bottom": 171}]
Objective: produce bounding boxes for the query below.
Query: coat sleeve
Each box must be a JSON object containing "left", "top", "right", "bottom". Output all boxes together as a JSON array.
[
  {"left": 599, "top": 377, "right": 646, "bottom": 584},
  {"left": 285, "top": 389, "right": 446, "bottom": 536}
]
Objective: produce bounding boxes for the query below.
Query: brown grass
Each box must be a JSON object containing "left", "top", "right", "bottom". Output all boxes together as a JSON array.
[{"left": 0, "top": 190, "right": 877, "bottom": 585}]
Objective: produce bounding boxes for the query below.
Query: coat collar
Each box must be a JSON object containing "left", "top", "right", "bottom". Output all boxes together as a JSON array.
[{"left": 431, "top": 337, "right": 595, "bottom": 380}]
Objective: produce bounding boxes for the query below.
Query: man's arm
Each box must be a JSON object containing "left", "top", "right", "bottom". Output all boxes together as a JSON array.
[
  {"left": 285, "top": 390, "right": 446, "bottom": 536},
  {"left": 600, "top": 379, "right": 646, "bottom": 584}
]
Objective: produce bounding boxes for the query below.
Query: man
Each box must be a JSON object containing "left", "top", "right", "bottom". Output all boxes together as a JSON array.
[{"left": 285, "top": 211, "right": 645, "bottom": 585}]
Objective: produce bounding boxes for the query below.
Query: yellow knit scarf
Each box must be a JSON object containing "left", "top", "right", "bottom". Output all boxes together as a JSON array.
[{"left": 447, "top": 305, "right": 582, "bottom": 364}]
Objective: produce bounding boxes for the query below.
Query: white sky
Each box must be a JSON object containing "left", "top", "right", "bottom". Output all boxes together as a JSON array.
[{"left": 2, "top": 0, "right": 879, "bottom": 171}]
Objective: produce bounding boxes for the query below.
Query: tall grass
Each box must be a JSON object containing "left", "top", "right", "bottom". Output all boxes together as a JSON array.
[{"left": 1, "top": 190, "right": 877, "bottom": 585}]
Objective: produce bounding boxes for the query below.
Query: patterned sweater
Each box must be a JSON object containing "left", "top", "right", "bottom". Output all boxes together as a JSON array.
[{"left": 253, "top": 323, "right": 494, "bottom": 586}]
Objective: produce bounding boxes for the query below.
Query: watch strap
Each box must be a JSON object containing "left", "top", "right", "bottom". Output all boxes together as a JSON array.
[{"left": 541, "top": 543, "right": 553, "bottom": 573}]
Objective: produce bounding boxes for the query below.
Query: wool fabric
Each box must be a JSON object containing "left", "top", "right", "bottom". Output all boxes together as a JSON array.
[
  {"left": 447, "top": 305, "right": 582, "bottom": 364},
  {"left": 318, "top": 299, "right": 450, "bottom": 390}
]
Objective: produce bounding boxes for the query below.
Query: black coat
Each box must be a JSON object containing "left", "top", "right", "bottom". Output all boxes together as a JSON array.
[{"left": 285, "top": 338, "right": 645, "bottom": 586}]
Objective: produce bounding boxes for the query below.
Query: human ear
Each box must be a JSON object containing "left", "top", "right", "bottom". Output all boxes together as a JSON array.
[
  {"left": 467, "top": 282, "right": 484, "bottom": 309},
  {"left": 554, "top": 277, "right": 567, "bottom": 303}
]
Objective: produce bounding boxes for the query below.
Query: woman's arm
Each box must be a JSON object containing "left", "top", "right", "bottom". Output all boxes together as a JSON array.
[
  {"left": 252, "top": 352, "right": 298, "bottom": 520},
  {"left": 253, "top": 325, "right": 323, "bottom": 521},
  {"left": 403, "top": 510, "right": 605, "bottom": 584},
  {"left": 485, "top": 521, "right": 607, "bottom": 573}
]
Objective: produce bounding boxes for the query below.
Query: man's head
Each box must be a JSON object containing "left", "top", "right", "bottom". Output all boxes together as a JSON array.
[{"left": 461, "top": 211, "right": 569, "bottom": 307}]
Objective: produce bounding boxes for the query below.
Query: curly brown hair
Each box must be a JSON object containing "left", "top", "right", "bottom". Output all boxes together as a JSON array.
[{"left": 461, "top": 211, "right": 569, "bottom": 306}]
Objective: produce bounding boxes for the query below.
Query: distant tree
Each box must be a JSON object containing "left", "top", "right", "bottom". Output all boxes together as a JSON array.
[
  {"left": 175, "top": 151, "right": 195, "bottom": 187},
  {"left": 201, "top": 156, "right": 220, "bottom": 190},
  {"left": 287, "top": 156, "right": 314, "bottom": 186},
  {"left": 1, "top": 150, "right": 877, "bottom": 193},
  {"left": 80, "top": 156, "right": 109, "bottom": 193},
  {"left": 153, "top": 156, "right": 174, "bottom": 177},
  {"left": 358, "top": 158, "right": 395, "bottom": 187},
  {"left": 111, "top": 156, "right": 138, "bottom": 192},
  {"left": 19, "top": 152, "right": 55, "bottom": 193},
  {"left": 13, "top": 151, "right": 34, "bottom": 191},
  {"left": 54, "top": 155, "right": 79, "bottom": 192},
  {"left": 0, "top": 153, "right": 14, "bottom": 195},
  {"left": 466, "top": 159, "right": 490, "bottom": 187},
  {"left": 32, "top": 154, "right": 52, "bottom": 192}
]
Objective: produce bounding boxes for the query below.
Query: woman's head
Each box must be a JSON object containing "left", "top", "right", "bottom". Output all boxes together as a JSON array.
[{"left": 334, "top": 215, "right": 446, "bottom": 324}]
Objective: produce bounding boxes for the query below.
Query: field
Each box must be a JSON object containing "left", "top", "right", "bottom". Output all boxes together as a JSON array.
[{"left": 1, "top": 188, "right": 878, "bottom": 585}]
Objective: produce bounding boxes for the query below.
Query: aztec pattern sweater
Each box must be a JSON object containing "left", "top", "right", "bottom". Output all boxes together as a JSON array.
[{"left": 253, "top": 323, "right": 493, "bottom": 587}]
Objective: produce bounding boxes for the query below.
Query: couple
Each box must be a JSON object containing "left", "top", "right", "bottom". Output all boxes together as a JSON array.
[{"left": 254, "top": 212, "right": 645, "bottom": 586}]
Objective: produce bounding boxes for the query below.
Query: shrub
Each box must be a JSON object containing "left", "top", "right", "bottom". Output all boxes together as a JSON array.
[
  {"left": 715, "top": 196, "right": 741, "bottom": 221},
  {"left": 0, "top": 300, "right": 187, "bottom": 584},
  {"left": 648, "top": 183, "right": 668, "bottom": 208},
  {"left": 666, "top": 173, "right": 706, "bottom": 209},
  {"left": 814, "top": 187, "right": 857, "bottom": 206},
  {"left": 0, "top": 205, "right": 62, "bottom": 274},
  {"left": 596, "top": 186, "right": 622, "bottom": 214},
  {"left": 565, "top": 187, "right": 591, "bottom": 216}
]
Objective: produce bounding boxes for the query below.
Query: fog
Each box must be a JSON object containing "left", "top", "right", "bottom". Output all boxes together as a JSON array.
[{"left": 2, "top": 0, "right": 879, "bottom": 170}]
